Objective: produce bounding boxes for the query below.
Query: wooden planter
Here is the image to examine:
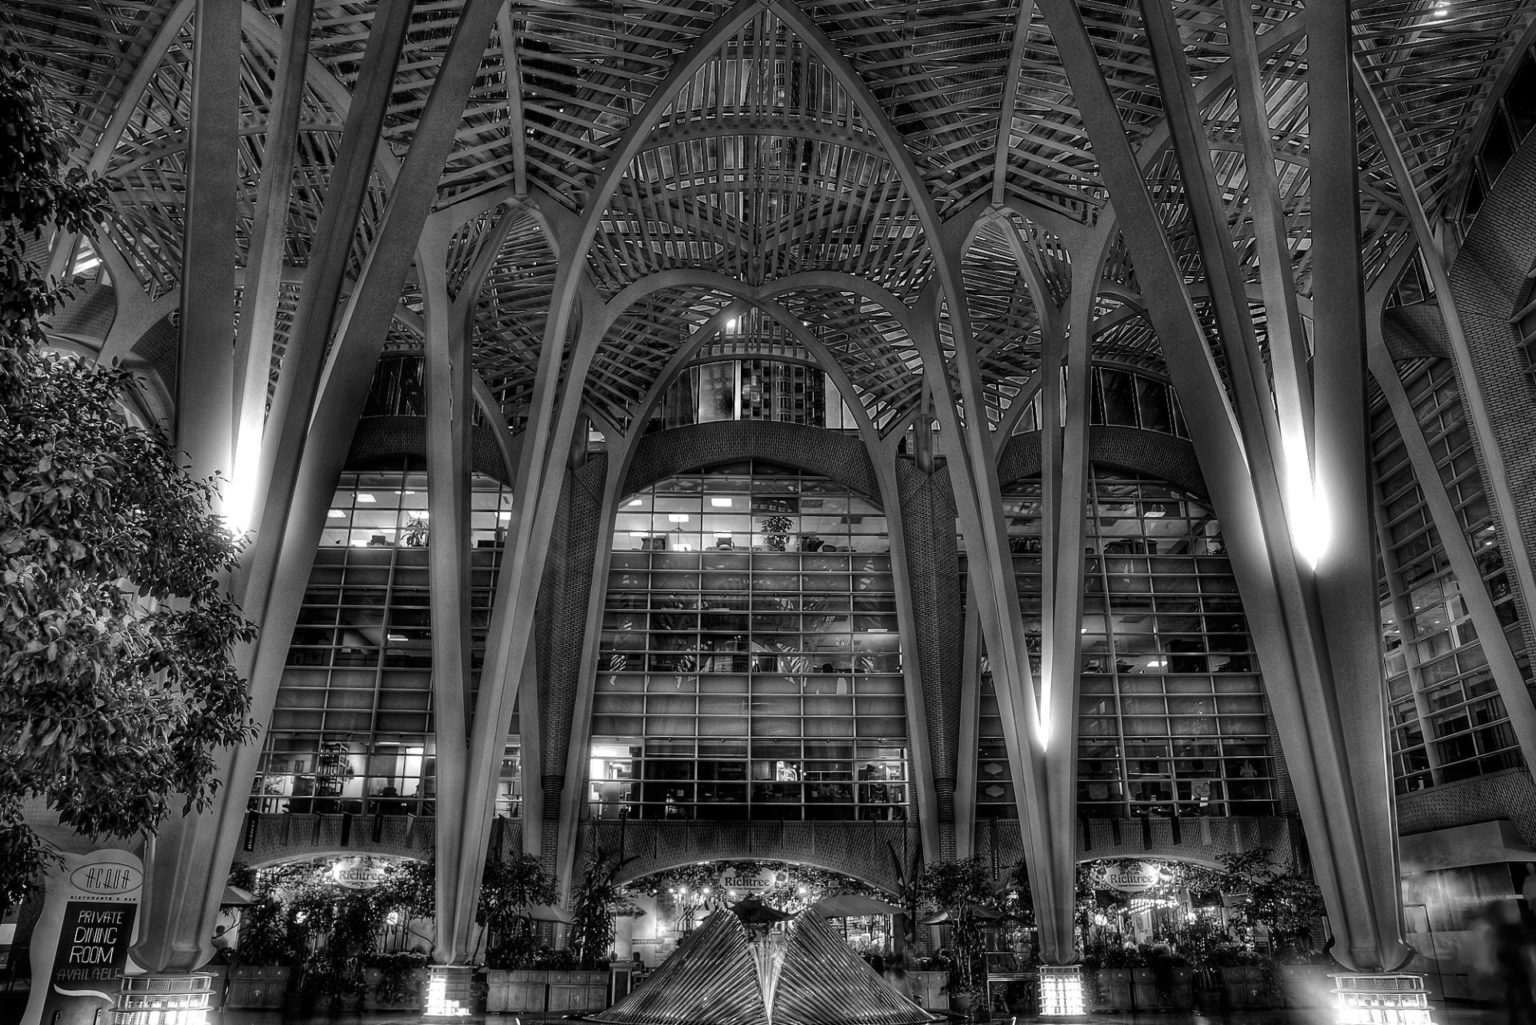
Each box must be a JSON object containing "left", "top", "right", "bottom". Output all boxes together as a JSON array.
[
  {"left": 1132, "top": 966, "right": 1194, "bottom": 1010},
  {"left": 1085, "top": 968, "right": 1135, "bottom": 1011},
  {"left": 362, "top": 966, "right": 428, "bottom": 1011},
  {"left": 224, "top": 965, "right": 292, "bottom": 1009},
  {"left": 485, "top": 968, "right": 609, "bottom": 1013},
  {"left": 486, "top": 969, "right": 546, "bottom": 1013},
  {"left": 908, "top": 970, "right": 950, "bottom": 1011},
  {"left": 550, "top": 970, "right": 610, "bottom": 1012},
  {"left": 1216, "top": 965, "right": 1274, "bottom": 1008},
  {"left": 1276, "top": 963, "right": 1335, "bottom": 1007}
]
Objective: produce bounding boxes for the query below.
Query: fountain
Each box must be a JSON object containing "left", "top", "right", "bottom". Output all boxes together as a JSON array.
[{"left": 587, "top": 906, "right": 940, "bottom": 1025}]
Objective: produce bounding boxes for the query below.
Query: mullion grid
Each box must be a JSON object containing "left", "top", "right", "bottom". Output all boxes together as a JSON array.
[
  {"left": 1372, "top": 361, "right": 1527, "bottom": 790},
  {"left": 977, "top": 472, "right": 1275, "bottom": 822},
  {"left": 594, "top": 462, "right": 907, "bottom": 821}
]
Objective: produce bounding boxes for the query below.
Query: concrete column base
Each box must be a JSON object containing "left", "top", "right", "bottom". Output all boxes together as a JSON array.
[
  {"left": 425, "top": 963, "right": 479, "bottom": 1018},
  {"left": 1038, "top": 964, "right": 1085, "bottom": 1016},
  {"left": 112, "top": 972, "right": 216, "bottom": 1025},
  {"left": 1333, "top": 972, "right": 1434, "bottom": 1025}
]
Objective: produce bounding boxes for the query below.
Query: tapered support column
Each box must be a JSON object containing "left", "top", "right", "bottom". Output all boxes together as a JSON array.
[
  {"left": 421, "top": 220, "right": 477, "bottom": 964},
  {"left": 1034, "top": 236, "right": 1105, "bottom": 965},
  {"left": 1308, "top": 0, "right": 1409, "bottom": 971},
  {"left": 1041, "top": 0, "right": 1410, "bottom": 971},
  {"left": 130, "top": 0, "right": 241, "bottom": 975}
]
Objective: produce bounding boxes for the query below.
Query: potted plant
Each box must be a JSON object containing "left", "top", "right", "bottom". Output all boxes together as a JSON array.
[
  {"left": 361, "top": 950, "right": 430, "bottom": 1010},
  {"left": 913, "top": 857, "right": 995, "bottom": 1011},
  {"left": 294, "top": 883, "right": 388, "bottom": 1014},
  {"left": 760, "top": 514, "right": 793, "bottom": 552},
  {"left": 560, "top": 854, "right": 621, "bottom": 1013},
  {"left": 225, "top": 890, "right": 303, "bottom": 1010},
  {"left": 481, "top": 855, "right": 559, "bottom": 1014},
  {"left": 1133, "top": 943, "right": 1193, "bottom": 1010},
  {"left": 1091, "top": 939, "right": 1141, "bottom": 1011},
  {"left": 1209, "top": 943, "right": 1274, "bottom": 1009}
]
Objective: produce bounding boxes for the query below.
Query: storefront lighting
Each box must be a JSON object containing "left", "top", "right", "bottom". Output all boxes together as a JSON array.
[
  {"left": 113, "top": 974, "right": 214, "bottom": 1025},
  {"left": 1334, "top": 974, "right": 1434, "bottom": 1025},
  {"left": 711, "top": 498, "right": 733, "bottom": 507},
  {"left": 1038, "top": 965, "right": 1085, "bottom": 1016},
  {"left": 425, "top": 965, "right": 476, "bottom": 1017}
]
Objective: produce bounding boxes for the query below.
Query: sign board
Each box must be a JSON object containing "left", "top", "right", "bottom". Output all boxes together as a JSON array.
[
  {"left": 1095, "top": 861, "right": 1165, "bottom": 894},
  {"left": 717, "top": 867, "right": 789, "bottom": 893},
  {"left": 22, "top": 849, "right": 143, "bottom": 1025},
  {"left": 329, "top": 855, "right": 397, "bottom": 889}
]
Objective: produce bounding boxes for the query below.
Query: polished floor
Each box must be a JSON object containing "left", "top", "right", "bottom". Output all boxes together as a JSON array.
[
  {"left": 0, "top": 983, "right": 1515, "bottom": 1025},
  {"left": 203, "top": 1008, "right": 1508, "bottom": 1025}
]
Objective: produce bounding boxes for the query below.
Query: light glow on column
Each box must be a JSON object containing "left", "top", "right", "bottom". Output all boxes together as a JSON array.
[
  {"left": 425, "top": 964, "right": 476, "bottom": 1017},
  {"left": 1038, "top": 965, "right": 1085, "bottom": 1016},
  {"left": 224, "top": 434, "right": 261, "bottom": 537},
  {"left": 1284, "top": 434, "right": 1329, "bottom": 569},
  {"left": 112, "top": 973, "right": 214, "bottom": 1025},
  {"left": 1334, "top": 973, "right": 1434, "bottom": 1025}
]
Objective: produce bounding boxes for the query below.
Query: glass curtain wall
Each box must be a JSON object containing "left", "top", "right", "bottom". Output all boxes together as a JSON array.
[
  {"left": 593, "top": 461, "right": 908, "bottom": 821},
  {"left": 1372, "top": 360, "right": 1530, "bottom": 791},
  {"left": 976, "top": 471, "right": 1277, "bottom": 820},
  {"left": 253, "top": 466, "right": 524, "bottom": 818}
]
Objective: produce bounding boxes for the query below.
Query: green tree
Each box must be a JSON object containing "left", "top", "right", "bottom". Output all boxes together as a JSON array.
[
  {"left": 0, "top": 44, "right": 254, "bottom": 905},
  {"left": 914, "top": 856, "right": 996, "bottom": 996},
  {"left": 478, "top": 853, "right": 557, "bottom": 967},
  {"left": 1217, "top": 847, "right": 1326, "bottom": 958},
  {"left": 568, "top": 852, "right": 620, "bottom": 969}
]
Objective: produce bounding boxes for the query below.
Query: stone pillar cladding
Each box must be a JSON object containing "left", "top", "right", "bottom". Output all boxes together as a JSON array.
[
  {"left": 893, "top": 459, "right": 963, "bottom": 846},
  {"left": 536, "top": 454, "right": 610, "bottom": 859},
  {"left": 1446, "top": 136, "right": 1536, "bottom": 666}
]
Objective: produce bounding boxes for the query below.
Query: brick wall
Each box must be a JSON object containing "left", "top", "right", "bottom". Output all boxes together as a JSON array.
[
  {"left": 1447, "top": 134, "right": 1536, "bottom": 669},
  {"left": 1396, "top": 768, "right": 1536, "bottom": 845}
]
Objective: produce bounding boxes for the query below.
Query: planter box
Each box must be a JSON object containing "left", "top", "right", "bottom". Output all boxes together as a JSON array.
[
  {"left": 362, "top": 966, "right": 428, "bottom": 1011},
  {"left": 1132, "top": 966, "right": 1194, "bottom": 1010},
  {"left": 909, "top": 970, "right": 950, "bottom": 1011},
  {"left": 486, "top": 969, "right": 547, "bottom": 1013},
  {"left": 1276, "top": 963, "right": 1335, "bottom": 1007},
  {"left": 1086, "top": 968, "right": 1134, "bottom": 1011},
  {"left": 550, "top": 970, "right": 609, "bottom": 1012},
  {"left": 224, "top": 965, "right": 292, "bottom": 1009},
  {"left": 486, "top": 968, "right": 608, "bottom": 1013},
  {"left": 1217, "top": 965, "right": 1274, "bottom": 1009}
]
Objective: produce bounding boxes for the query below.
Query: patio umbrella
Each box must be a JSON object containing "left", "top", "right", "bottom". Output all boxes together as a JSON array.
[
  {"left": 919, "top": 905, "right": 1004, "bottom": 925},
  {"left": 729, "top": 895, "right": 794, "bottom": 925},
  {"left": 220, "top": 884, "right": 256, "bottom": 906},
  {"left": 811, "top": 893, "right": 902, "bottom": 918}
]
